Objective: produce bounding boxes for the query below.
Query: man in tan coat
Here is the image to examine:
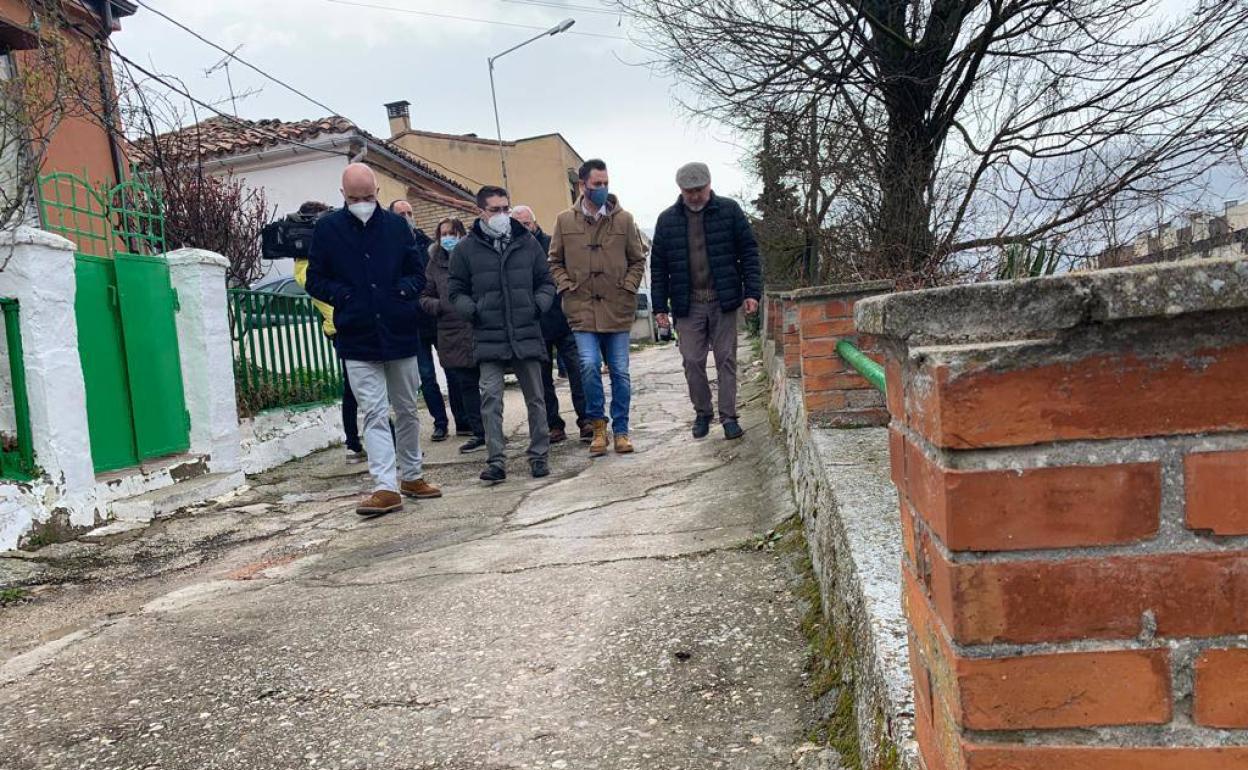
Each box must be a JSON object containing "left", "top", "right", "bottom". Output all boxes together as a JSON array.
[{"left": 548, "top": 158, "right": 647, "bottom": 456}]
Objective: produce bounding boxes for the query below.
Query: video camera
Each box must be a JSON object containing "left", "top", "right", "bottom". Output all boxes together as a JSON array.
[{"left": 261, "top": 208, "right": 332, "bottom": 260}]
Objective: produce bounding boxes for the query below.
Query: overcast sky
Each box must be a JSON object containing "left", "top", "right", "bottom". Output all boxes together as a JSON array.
[{"left": 114, "top": 0, "right": 753, "bottom": 228}]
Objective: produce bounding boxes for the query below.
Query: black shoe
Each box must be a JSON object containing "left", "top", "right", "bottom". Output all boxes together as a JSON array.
[
  {"left": 459, "top": 436, "right": 486, "bottom": 454},
  {"left": 692, "top": 415, "right": 711, "bottom": 440},
  {"left": 431, "top": 425, "right": 449, "bottom": 442},
  {"left": 723, "top": 419, "right": 744, "bottom": 440},
  {"left": 480, "top": 465, "right": 506, "bottom": 484},
  {"left": 549, "top": 427, "right": 567, "bottom": 444},
  {"left": 456, "top": 428, "right": 474, "bottom": 437},
  {"left": 530, "top": 458, "right": 550, "bottom": 478},
  {"left": 579, "top": 424, "right": 594, "bottom": 442}
]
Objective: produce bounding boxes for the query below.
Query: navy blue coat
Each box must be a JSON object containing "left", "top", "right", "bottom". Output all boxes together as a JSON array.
[
  {"left": 532, "top": 227, "right": 573, "bottom": 341},
  {"left": 305, "top": 206, "right": 426, "bottom": 362},
  {"left": 650, "top": 193, "right": 763, "bottom": 318}
]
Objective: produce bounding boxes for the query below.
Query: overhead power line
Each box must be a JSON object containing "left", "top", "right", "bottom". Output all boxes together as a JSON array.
[
  {"left": 120, "top": 7, "right": 489, "bottom": 186},
  {"left": 497, "top": 0, "right": 622, "bottom": 16},
  {"left": 132, "top": 0, "right": 343, "bottom": 117},
  {"left": 110, "top": 45, "right": 345, "bottom": 159},
  {"left": 325, "top": 0, "right": 630, "bottom": 39}
]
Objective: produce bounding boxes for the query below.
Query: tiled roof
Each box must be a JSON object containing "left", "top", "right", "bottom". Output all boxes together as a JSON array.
[{"left": 147, "top": 116, "right": 474, "bottom": 200}]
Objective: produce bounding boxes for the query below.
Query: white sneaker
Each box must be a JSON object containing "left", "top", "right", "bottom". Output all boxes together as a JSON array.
[{"left": 346, "top": 449, "right": 366, "bottom": 464}]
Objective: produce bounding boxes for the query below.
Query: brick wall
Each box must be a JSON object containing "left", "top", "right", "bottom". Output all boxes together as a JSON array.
[
  {"left": 409, "top": 194, "right": 476, "bottom": 238},
  {"left": 793, "top": 282, "right": 892, "bottom": 427},
  {"left": 764, "top": 281, "right": 893, "bottom": 427},
  {"left": 858, "top": 258, "right": 1248, "bottom": 769}
]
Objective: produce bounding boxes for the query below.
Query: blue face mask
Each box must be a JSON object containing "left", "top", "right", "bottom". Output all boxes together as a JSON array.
[
  {"left": 440, "top": 236, "right": 459, "bottom": 252},
  {"left": 587, "top": 187, "right": 609, "bottom": 207}
]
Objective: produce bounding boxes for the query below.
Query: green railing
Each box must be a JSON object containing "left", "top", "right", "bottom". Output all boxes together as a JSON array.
[
  {"left": 0, "top": 299, "right": 35, "bottom": 480},
  {"left": 836, "top": 339, "right": 887, "bottom": 395},
  {"left": 228, "top": 288, "right": 341, "bottom": 417}
]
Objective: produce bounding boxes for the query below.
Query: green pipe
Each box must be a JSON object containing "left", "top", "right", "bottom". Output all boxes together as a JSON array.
[
  {"left": 835, "top": 339, "right": 887, "bottom": 395},
  {"left": 0, "top": 299, "right": 35, "bottom": 479}
]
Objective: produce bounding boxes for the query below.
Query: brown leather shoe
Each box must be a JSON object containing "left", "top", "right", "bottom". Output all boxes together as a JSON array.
[
  {"left": 400, "top": 479, "right": 442, "bottom": 499},
  {"left": 357, "top": 490, "right": 402, "bottom": 517},
  {"left": 549, "top": 427, "right": 567, "bottom": 444},
  {"left": 613, "top": 433, "right": 634, "bottom": 454},
  {"left": 589, "top": 419, "right": 609, "bottom": 457},
  {"left": 579, "top": 423, "right": 594, "bottom": 442}
]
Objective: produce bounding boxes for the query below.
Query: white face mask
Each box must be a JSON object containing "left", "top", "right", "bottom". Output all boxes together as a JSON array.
[
  {"left": 348, "top": 201, "right": 376, "bottom": 223},
  {"left": 486, "top": 213, "right": 511, "bottom": 235}
]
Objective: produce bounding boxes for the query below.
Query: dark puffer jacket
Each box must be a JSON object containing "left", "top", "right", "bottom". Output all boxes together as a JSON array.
[
  {"left": 448, "top": 219, "right": 557, "bottom": 363},
  {"left": 650, "top": 193, "right": 763, "bottom": 318},
  {"left": 305, "top": 206, "right": 425, "bottom": 361},
  {"left": 419, "top": 242, "right": 475, "bottom": 370}
]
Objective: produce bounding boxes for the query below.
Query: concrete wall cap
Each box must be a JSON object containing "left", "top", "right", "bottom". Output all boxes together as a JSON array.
[
  {"left": 0, "top": 225, "right": 75, "bottom": 252},
  {"left": 787, "top": 280, "right": 895, "bottom": 301},
  {"left": 165, "top": 248, "right": 230, "bottom": 269},
  {"left": 855, "top": 256, "right": 1248, "bottom": 345}
]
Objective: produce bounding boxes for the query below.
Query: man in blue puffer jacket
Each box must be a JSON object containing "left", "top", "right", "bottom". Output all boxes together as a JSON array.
[
  {"left": 651, "top": 162, "right": 763, "bottom": 441},
  {"left": 306, "top": 163, "right": 443, "bottom": 517}
]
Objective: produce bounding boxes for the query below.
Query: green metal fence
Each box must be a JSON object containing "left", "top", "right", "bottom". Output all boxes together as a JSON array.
[
  {"left": 228, "top": 288, "right": 341, "bottom": 416},
  {"left": 0, "top": 299, "right": 35, "bottom": 480}
]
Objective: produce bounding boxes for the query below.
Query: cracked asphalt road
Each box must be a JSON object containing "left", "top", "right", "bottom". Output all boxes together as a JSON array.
[{"left": 0, "top": 341, "right": 811, "bottom": 770}]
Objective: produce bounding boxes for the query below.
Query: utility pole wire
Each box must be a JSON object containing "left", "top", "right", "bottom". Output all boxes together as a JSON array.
[
  {"left": 326, "top": 0, "right": 628, "bottom": 39},
  {"left": 132, "top": 0, "right": 344, "bottom": 116},
  {"left": 117, "top": 11, "right": 490, "bottom": 187}
]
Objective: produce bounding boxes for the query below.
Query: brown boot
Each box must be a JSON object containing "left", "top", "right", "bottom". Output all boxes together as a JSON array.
[
  {"left": 589, "top": 419, "right": 609, "bottom": 457},
  {"left": 613, "top": 433, "right": 634, "bottom": 454},
  {"left": 400, "top": 479, "right": 442, "bottom": 499},
  {"left": 357, "top": 490, "right": 402, "bottom": 517}
]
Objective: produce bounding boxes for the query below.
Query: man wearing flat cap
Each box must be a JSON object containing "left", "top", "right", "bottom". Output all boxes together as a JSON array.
[{"left": 650, "top": 162, "right": 763, "bottom": 440}]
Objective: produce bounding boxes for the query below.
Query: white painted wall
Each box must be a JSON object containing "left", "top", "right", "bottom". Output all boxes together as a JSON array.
[
  {"left": 0, "top": 227, "right": 99, "bottom": 550},
  {"left": 167, "top": 248, "right": 242, "bottom": 475},
  {"left": 239, "top": 402, "right": 344, "bottom": 475},
  {"left": 215, "top": 153, "right": 348, "bottom": 283}
]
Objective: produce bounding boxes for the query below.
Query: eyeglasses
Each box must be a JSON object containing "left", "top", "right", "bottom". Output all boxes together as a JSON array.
[{"left": 484, "top": 205, "right": 512, "bottom": 215}]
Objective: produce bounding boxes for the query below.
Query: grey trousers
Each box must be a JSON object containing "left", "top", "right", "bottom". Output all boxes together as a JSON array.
[
  {"left": 479, "top": 358, "right": 549, "bottom": 468},
  {"left": 345, "top": 356, "right": 423, "bottom": 493},
  {"left": 675, "top": 302, "right": 739, "bottom": 420}
]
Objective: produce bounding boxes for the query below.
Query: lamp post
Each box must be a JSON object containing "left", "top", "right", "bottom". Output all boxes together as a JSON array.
[{"left": 488, "top": 18, "right": 575, "bottom": 193}]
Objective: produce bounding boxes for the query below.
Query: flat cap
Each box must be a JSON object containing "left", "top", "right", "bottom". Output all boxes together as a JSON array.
[{"left": 676, "top": 162, "right": 711, "bottom": 189}]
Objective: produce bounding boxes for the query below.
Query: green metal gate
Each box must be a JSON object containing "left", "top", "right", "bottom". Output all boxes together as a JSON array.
[{"left": 38, "top": 173, "right": 189, "bottom": 473}]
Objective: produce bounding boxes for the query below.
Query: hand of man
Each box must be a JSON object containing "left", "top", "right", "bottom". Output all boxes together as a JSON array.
[
  {"left": 656, "top": 313, "right": 670, "bottom": 327},
  {"left": 744, "top": 298, "right": 759, "bottom": 315}
]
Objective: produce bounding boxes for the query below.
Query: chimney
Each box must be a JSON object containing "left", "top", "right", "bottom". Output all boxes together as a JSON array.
[{"left": 384, "top": 100, "right": 411, "bottom": 137}]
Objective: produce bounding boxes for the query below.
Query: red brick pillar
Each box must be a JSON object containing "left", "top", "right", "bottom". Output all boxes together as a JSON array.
[
  {"left": 856, "top": 257, "right": 1248, "bottom": 769},
  {"left": 794, "top": 281, "right": 893, "bottom": 426}
]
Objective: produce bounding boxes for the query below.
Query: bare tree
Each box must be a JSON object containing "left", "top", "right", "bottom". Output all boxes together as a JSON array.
[
  {"left": 108, "top": 63, "right": 272, "bottom": 287},
  {"left": 624, "top": 0, "right": 1248, "bottom": 283}
]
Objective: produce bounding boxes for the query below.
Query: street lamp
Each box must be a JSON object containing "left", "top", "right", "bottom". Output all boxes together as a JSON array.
[{"left": 488, "top": 18, "right": 576, "bottom": 193}]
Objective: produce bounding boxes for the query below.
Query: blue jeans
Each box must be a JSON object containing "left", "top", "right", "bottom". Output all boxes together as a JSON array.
[{"left": 575, "top": 331, "right": 631, "bottom": 435}]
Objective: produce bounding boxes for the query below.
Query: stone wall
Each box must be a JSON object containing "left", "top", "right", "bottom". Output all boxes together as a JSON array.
[
  {"left": 763, "top": 281, "right": 918, "bottom": 769},
  {"left": 859, "top": 256, "right": 1248, "bottom": 769}
]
